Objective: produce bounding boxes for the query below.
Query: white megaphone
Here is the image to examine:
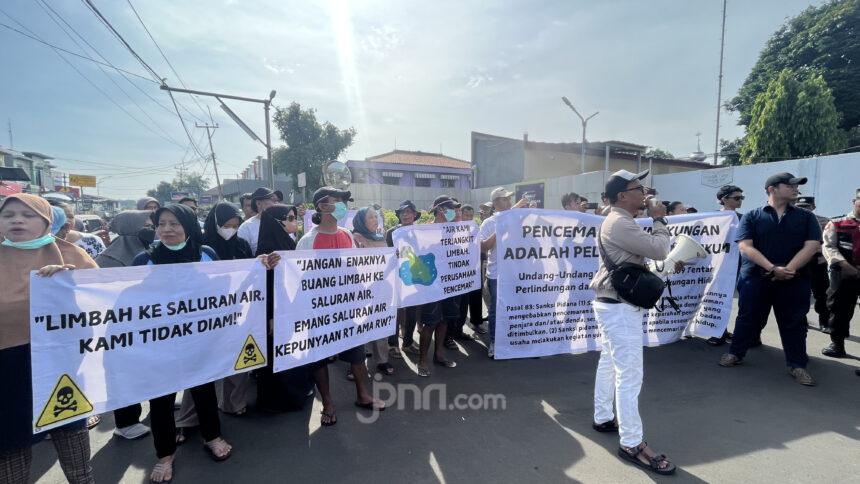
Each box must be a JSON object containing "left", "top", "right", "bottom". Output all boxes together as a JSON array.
[{"left": 648, "top": 234, "right": 708, "bottom": 279}]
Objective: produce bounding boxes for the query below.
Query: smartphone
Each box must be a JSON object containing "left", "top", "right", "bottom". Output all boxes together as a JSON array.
[
  {"left": 586, "top": 202, "right": 599, "bottom": 210},
  {"left": 646, "top": 187, "right": 657, "bottom": 196}
]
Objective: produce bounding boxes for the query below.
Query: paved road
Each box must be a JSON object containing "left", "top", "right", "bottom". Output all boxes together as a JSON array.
[{"left": 33, "top": 300, "right": 860, "bottom": 483}]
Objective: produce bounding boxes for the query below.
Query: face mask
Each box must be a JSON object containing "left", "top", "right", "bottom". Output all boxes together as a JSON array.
[
  {"left": 138, "top": 227, "right": 156, "bottom": 247},
  {"left": 444, "top": 209, "right": 456, "bottom": 222},
  {"left": 332, "top": 202, "right": 348, "bottom": 220},
  {"left": 163, "top": 239, "right": 188, "bottom": 251},
  {"left": 217, "top": 227, "right": 237, "bottom": 240},
  {"left": 1, "top": 234, "right": 55, "bottom": 250}
]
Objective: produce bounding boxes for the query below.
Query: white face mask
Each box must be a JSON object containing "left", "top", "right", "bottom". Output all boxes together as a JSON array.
[{"left": 217, "top": 227, "right": 237, "bottom": 240}]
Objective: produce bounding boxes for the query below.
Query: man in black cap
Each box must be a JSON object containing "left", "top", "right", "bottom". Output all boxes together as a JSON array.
[
  {"left": 796, "top": 196, "right": 832, "bottom": 333},
  {"left": 589, "top": 169, "right": 676, "bottom": 475},
  {"left": 237, "top": 187, "right": 283, "bottom": 254},
  {"left": 707, "top": 185, "right": 745, "bottom": 346},
  {"left": 820, "top": 189, "right": 860, "bottom": 358},
  {"left": 414, "top": 195, "right": 462, "bottom": 376},
  {"left": 385, "top": 200, "right": 422, "bottom": 356},
  {"left": 719, "top": 173, "right": 823, "bottom": 387}
]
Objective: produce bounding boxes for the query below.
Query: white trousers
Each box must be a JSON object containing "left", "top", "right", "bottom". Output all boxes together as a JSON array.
[{"left": 593, "top": 301, "right": 644, "bottom": 448}]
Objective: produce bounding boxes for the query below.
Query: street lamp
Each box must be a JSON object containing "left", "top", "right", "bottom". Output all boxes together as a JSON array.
[
  {"left": 561, "top": 96, "right": 599, "bottom": 174},
  {"left": 96, "top": 175, "right": 112, "bottom": 196}
]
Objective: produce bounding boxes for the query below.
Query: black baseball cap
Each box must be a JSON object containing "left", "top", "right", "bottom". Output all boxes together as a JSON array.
[
  {"left": 431, "top": 195, "right": 461, "bottom": 211},
  {"left": 796, "top": 196, "right": 815, "bottom": 206},
  {"left": 765, "top": 172, "right": 807, "bottom": 189},
  {"left": 312, "top": 186, "right": 351, "bottom": 206},
  {"left": 716, "top": 184, "right": 743, "bottom": 200},
  {"left": 604, "top": 169, "right": 649, "bottom": 200},
  {"left": 250, "top": 187, "right": 284, "bottom": 213}
]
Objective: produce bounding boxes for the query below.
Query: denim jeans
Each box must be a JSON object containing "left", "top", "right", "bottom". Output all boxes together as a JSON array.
[
  {"left": 487, "top": 278, "right": 497, "bottom": 343},
  {"left": 593, "top": 301, "right": 645, "bottom": 448}
]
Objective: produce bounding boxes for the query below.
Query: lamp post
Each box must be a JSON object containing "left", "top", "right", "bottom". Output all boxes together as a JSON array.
[
  {"left": 96, "top": 175, "right": 112, "bottom": 197},
  {"left": 160, "top": 85, "right": 277, "bottom": 190},
  {"left": 561, "top": 96, "right": 598, "bottom": 174}
]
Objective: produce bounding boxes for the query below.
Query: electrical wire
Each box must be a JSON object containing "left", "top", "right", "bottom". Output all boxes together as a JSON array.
[{"left": 80, "top": 0, "right": 161, "bottom": 82}]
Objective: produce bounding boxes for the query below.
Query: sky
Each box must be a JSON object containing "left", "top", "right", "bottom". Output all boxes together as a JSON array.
[{"left": 0, "top": 0, "right": 823, "bottom": 200}]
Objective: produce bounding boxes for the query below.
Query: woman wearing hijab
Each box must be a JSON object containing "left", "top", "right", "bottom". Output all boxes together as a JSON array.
[
  {"left": 351, "top": 206, "right": 395, "bottom": 376},
  {"left": 0, "top": 194, "right": 97, "bottom": 484},
  {"left": 132, "top": 204, "right": 232, "bottom": 483},
  {"left": 255, "top": 204, "right": 320, "bottom": 413},
  {"left": 92, "top": 210, "right": 155, "bottom": 440},
  {"left": 203, "top": 202, "right": 253, "bottom": 416},
  {"left": 137, "top": 197, "right": 161, "bottom": 211}
]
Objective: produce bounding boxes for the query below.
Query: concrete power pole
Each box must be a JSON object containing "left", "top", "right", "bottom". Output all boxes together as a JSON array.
[
  {"left": 713, "top": 0, "right": 727, "bottom": 164},
  {"left": 196, "top": 123, "right": 223, "bottom": 200}
]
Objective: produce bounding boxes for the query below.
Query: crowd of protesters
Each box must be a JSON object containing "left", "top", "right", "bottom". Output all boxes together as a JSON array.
[{"left": 1, "top": 170, "right": 859, "bottom": 482}]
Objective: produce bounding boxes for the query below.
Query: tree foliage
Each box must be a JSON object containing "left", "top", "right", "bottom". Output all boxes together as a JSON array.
[
  {"left": 272, "top": 102, "right": 356, "bottom": 194},
  {"left": 145, "top": 171, "right": 210, "bottom": 204},
  {"left": 740, "top": 69, "right": 845, "bottom": 164},
  {"left": 718, "top": 137, "right": 744, "bottom": 166},
  {"left": 644, "top": 148, "right": 674, "bottom": 159},
  {"left": 727, "top": 0, "right": 860, "bottom": 131}
]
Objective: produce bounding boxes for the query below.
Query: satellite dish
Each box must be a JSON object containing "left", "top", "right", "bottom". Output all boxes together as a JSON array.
[{"left": 322, "top": 160, "right": 351, "bottom": 190}]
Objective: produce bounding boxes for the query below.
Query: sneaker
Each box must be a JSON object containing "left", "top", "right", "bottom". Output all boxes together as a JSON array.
[
  {"left": 113, "top": 423, "right": 151, "bottom": 439},
  {"left": 718, "top": 353, "right": 742, "bottom": 367},
  {"left": 488, "top": 343, "right": 495, "bottom": 359},
  {"left": 388, "top": 346, "right": 403, "bottom": 359},
  {"left": 789, "top": 367, "right": 815, "bottom": 386},
  {"left": 402, "top": 343, "right": 420, "bottom": 356},
  {"left": 821, "top": 342, "right": 846, "bottom": 358},
  {"left": 468, "top": 322, "right": 488, "bottom": 334}
]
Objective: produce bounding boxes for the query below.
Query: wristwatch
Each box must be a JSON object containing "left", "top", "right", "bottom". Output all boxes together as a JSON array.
[{"left": 652, "top": 216, "right": 668, "bottom": 225}]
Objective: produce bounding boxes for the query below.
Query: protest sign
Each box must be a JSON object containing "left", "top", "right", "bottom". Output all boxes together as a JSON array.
[
  {"left": 303, "top": 209, "right": 384, "bottom": 237},
  {"left": 392, "top": 221, "right": 481, "bottom": 307},
  {"left": 494, "top": 209, "right": 738, "bottom": 360},
  {"left": 30, "top": 259, "right": 268, "bottom": 432},
  {"left": 272, "top": 247, "right": 398, "bottom": 371}
]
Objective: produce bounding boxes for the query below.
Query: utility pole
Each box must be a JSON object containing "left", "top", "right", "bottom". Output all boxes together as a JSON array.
[
  {"left": 177, "top": 164, "right": 186, "bottom": 192},
  {"left": 196, "top": 123, "right": 223, "bottom": 199},
  {"left": 160, "top": 84, "right": 276, "bottom": 190},
  {"left": 561, "top": 97, "right": 599, "bottom": 174},
  {"left": 7, "top": 119, "right": 12, "bottom": 148},
  {"left": 714, "top": 0, "right": 727, "bottom": 164}
]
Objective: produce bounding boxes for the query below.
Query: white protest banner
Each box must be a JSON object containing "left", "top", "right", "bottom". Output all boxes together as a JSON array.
[
  {"left": 30, "top": 259, "right": 268, "bottom": 432},
  {"left": 272, "top": 247, "right": 398, "bottom": 371},
  {"left": 392, "top": 221, "right": 481, "bottom": 306},
  {"left": 494, "top": 209, "right": 738, "bottom": 360},
  {"left": 303, "top": 209, "right": 384, "bottom": 237}
]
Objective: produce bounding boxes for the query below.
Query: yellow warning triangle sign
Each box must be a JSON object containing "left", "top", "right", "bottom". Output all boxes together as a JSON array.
[
  {"left": 35, "top": 374, "right": 94, "bottom": 429},
  {"left": 234, "top": 334, "right": 265, "bottom": 371}
]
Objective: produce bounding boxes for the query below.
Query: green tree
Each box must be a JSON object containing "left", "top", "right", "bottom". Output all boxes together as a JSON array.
[
  {"left": 146, "top": 181, "right": 176, "bottom": 204},
  {"left": 145, "top": 171, "right": 211, "bottom": 203},
  {"left": 727, "top": 0, "right": 860, "bottom": 131},
  {"left": 272, "top": 102, "right": 356, "bottom": 194},
  {"left": 644, "top": 148, "right": 674, "bottom": 159},
  {"left": 719, "top": 137, "right": 744, "bottom": 166},
  {"left": 740, "top": 69, "right": 845, "bottom": 164}
]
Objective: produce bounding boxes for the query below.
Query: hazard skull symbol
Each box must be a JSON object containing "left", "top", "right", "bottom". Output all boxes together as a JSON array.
[
  {"left": 53, "top": 386, "right": 78, "bottom": 417},
  {"left": 243, "top": 343, "right": 257, "bottom": 364}
]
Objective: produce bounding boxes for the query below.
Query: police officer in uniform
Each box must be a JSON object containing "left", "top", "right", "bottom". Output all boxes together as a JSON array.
[
  {"left": 820, "top": 189, "right": 860, "bottom": 358},
  {"left": 796, "top": 196, "right": 832, "bottom": 332}
]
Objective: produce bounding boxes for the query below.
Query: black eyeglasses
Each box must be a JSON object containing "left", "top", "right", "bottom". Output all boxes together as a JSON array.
[
  {"left": 622, "top": 186, "right": 645, "bottom": 194},
  {"left": 724, "top": 195, "right": 745, "bottom": 201},
  {"left": 276, "top": 215, "right": 297, "bottom": 222}
]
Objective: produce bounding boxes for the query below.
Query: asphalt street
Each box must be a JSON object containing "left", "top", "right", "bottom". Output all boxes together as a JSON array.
[{"left": 32, "top": 299, "right": 860, "bottom": 483}]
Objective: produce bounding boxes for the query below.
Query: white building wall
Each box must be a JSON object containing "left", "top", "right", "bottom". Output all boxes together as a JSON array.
[{"left": 651, "top": 153, "right": 859, "bottom": 218}]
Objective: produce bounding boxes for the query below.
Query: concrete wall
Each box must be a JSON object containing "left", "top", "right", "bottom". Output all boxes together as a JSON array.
[
  {"left": 348, "top": 183, "right": 472, "bottom": 211},
  {"left": 472, "top": 170, "right": 611, "bottom": 209},
  {"left": 471, "top": 133, "right": 524, "bottom": 188},
  {"left": 651, "top": 152, "right": 860, "bottom": 218}
]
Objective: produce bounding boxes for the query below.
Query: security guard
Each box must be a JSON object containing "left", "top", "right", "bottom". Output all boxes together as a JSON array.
[
  {"left": 795, "top": 196, "right": 832, "bottom": 332},
  {"left": 820, "top": 189, "right": 860, "bottom": 358}
]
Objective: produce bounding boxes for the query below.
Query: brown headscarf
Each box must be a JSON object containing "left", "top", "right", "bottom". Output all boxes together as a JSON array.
[{"left": 0, "top": 194, "right": 98, "bottom": 350}]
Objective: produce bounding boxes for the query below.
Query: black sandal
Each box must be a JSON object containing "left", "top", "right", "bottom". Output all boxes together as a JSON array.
[
  {"left": 617, "top": 443, "right": 676, "bottom": 475},
  {"left": 592, "top": 420, "right": 618, "bottom": 433}
]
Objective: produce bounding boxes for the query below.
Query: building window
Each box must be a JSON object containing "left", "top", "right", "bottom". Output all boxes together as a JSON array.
[
  {"left": 415, "top": 177, "right": 431, "bottom": 187},
  {"left": 383, "top": 176, "right": 400, "bottom": 185},
  {"left": 353, "top": 169, "right": 367, "bottom": 183},
  {"left": 440, "top": 174, "right": 459, "bottom": 188}
]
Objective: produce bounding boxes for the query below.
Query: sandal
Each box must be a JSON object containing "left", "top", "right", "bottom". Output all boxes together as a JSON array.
[
  {"left": 320, "top": 410, "right": 337, "bottom": 426},
  {"left": 617, "top": 442, "right": 676, "bottom": 475},
  {"left": 87, "top": 415, "right": 101, "bottom": 429},
  {"left": 433, "top": 359, "right": 457, "bottom": 368},
  {"left": 377, "top": 362, "right": 394, "bottom": 375},
  {"left": 175, "top": 428, "right": 186, "bottom": 446},
  {"left": 149, "top": 457, "right": 174, "bottom": 483},
  {"left": 444, "top": 339, "right": 458, "bottom": 350},
  {"left": 354, "top": 399, "right": 386, "bottom": 411},
  {"left": 203, "top": 438, "right": 232, "bottom": 462},
  {"left": 346, "top": 370, "right": 355, "bottom": 381},
  {"left": 417, "top": 365, "right": 430, "bottom": 377}
]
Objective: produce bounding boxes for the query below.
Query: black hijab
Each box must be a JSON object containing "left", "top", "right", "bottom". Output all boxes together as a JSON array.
[
  {"left": 203, "top": 202, "right": 253, "bottom": 260},
  {"left": 256, "top": 204, "right": 297, "bottom": 256},
  {"left": 147, "top": 204, "right": 205, "bottom": 264}
]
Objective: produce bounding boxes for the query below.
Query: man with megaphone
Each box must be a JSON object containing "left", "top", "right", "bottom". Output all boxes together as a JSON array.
[{"left": 589, "top": 169, "right": 677, "bottom": 475}]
